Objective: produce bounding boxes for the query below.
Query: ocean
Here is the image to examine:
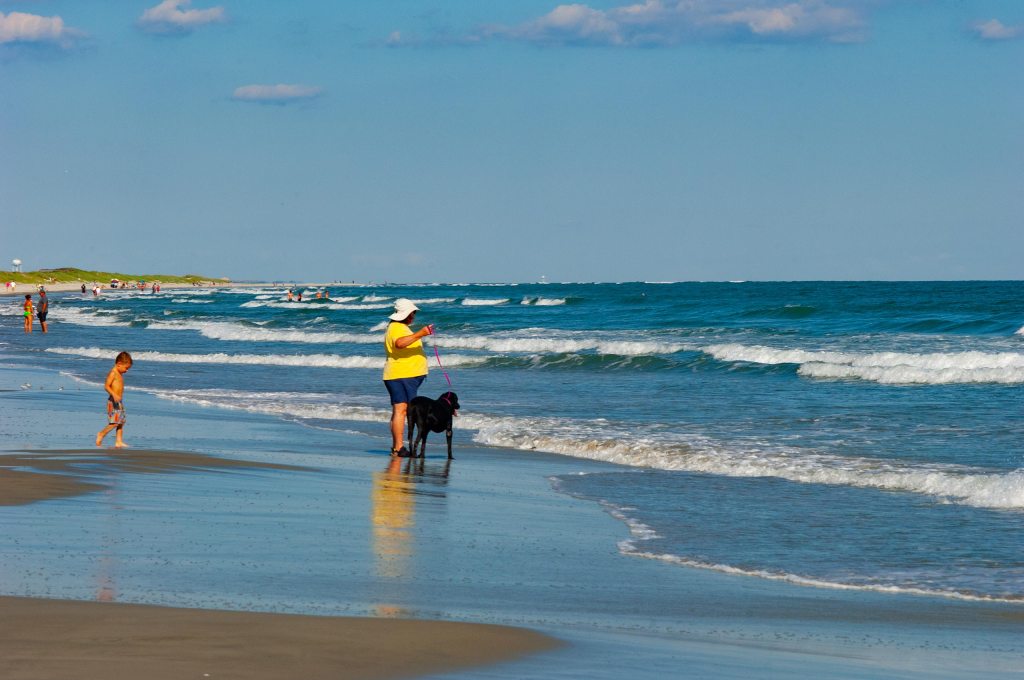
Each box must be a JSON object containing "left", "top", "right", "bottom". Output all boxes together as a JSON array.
[{"left": 3, "top": 280, "right": 1023, "bottom": 604}]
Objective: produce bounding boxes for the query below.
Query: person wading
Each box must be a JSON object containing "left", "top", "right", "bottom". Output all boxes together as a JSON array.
[{"left": 382, "top": 298, "right": 434, "bottom": 457}]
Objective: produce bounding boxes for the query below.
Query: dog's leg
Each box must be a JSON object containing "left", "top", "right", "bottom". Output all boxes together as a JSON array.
[
  {"left": 419, "top": 431, "right": 428, "bottom": 458},
  {"left": 446, "top": 425, "right": 454, "bottom": 460}
]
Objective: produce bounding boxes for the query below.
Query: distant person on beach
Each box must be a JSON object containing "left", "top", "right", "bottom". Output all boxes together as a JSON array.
[
  {"left": 383, "top": 298, "right": 433, "bottom": 457},
  {"left": 37, "top": 289, "right": 48, "bottom": 334},
  {"left": 81, "top": 283, "right": 87, "bottom": 294},
  {"left": 22, "top": 295, "right": 33, "bottom": 333},
  {"left": 95, "top": 351, "right": 133, "bottom": 448}
]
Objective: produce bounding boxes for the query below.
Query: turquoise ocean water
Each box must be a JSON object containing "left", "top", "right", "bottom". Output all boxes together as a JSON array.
[{"left": 3, "top": 280, "right": 1023, "bottom": 603}]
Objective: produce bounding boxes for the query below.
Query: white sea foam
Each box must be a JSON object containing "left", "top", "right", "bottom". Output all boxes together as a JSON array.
[
  {"left": 434, "top": 335, "right": 685, "bottom": 356},
  {"left": 361, "top": 295, "right": 392, "bottom": 302},
  {"left": 409, "top": 298, "right": 456, "bottom": 305},
  {"left": 469, "top": 416, "right": 1024, "bottom": 510},
  {"left": 134, "top": 382, "right": 1024, "bottom": 510},
  {"left": 146, "top": 319, "right": 686, "bottom": 356},
  {"left": 461, "top": 298, "right": 509, "bottom": 306},
  {"left": 47, "top": 346, "right": 484, "bottom": 369},
  {"left": 704, "top": 343, "right": 1024, "bottom": 385},
  {"left": 241, "top": 300, "right": 389, "bottom": 310},
  {"left": 521, "top": 297, "right": 567, "bottom": 306},
  {"left": 48, "top": 307, "right": 132, "bottom": 327},
  {"left": 595, "top": 502, "right": 1022, "bottom": 603},
  {"left": 1016, "top": 326, "right": 1024, "bottom": 336},
  {"left": 171, "top": 298, "right": 214, "bottom": 304}
]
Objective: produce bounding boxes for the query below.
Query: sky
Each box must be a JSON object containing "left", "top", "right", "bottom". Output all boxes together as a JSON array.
[{"left": 1, "top": 0, "right": 1021, "bottom": 282}]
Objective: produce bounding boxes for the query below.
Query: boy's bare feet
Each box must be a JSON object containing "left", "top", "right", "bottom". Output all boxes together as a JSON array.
[{"left": 114, "top": 442, "right": 130, "bottom": 448}]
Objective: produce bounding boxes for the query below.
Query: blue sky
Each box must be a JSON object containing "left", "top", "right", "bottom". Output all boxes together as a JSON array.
[{"left": 1, "top": 0, "right": 1021, "bottom": 282}]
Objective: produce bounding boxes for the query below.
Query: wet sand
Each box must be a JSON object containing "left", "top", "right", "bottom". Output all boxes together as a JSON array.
[
  {"left": 0, "top": 448, "right": 309, "bottom": 506},
  {"left": 0, "top": 595, "right": 559, "bottom": 680},
  {"left": 0, "top": 447, "right": 560, "bottom": 679}
]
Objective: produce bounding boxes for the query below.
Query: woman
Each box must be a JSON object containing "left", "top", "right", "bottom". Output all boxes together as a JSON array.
[{"left": 383, "top": 298, "right": 433, "bottom": 457}]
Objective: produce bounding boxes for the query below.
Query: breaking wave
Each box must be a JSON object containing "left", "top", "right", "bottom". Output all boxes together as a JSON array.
[
  {"left": 703, "top": 343, "right": 1024, "bottom": 385},
  {"left": 461, "top": 298, "right": 509, "bottom": 306},
  {"left": 134, "top": 384, "right": 1024, "bottom": 510}
]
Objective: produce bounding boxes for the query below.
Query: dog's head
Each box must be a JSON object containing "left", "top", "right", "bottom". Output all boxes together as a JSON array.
[{"left": 440, "top": 391, "right": 460, "bottom": 415}]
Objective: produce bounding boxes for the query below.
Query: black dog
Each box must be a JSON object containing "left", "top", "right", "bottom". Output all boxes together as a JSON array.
[{"left": 407, "top": 391, "right": 460, "bottom": 459}]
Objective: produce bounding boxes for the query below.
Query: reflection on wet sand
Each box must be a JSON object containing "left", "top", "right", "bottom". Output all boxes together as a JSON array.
[
  {"left": 95, "top": 469, "right": 122, "bottom": 603},
  {"left": 0, "top": 449, "right": 309, "bottom": 506},
  {"left": 370, "top": 457, "right": 451, "bottom": 617}
]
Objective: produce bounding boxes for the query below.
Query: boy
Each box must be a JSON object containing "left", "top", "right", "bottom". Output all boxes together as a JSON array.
[
  {"left": 95, "top": 351, "right": 133, "bottom": 448},
  {"left": 22, "top": 295, "right": 33, "bottom": 333}
]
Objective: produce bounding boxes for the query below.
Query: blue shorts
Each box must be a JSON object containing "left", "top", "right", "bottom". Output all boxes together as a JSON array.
[{"left": 384, "top": 375, "right": 425, "bottom": 405}]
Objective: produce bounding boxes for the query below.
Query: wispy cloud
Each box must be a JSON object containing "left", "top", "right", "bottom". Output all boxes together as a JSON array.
[
  {"left": 232, "top": 84, "right": 323, "bottom": 104},
  {"left": 970, "top": 19, "right": 1023, "bottom": 41},
  {"left": 0, "top": 11, "right": 83, "bottom": 48},
  {"left": 390, "top": 0, "right": 872, "bottom": 48},
  {"left": 138, "top": 0, "right": 226, "bottom": 35}
]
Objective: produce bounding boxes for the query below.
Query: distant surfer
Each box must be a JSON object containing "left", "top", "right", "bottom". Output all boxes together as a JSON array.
[{"left": 382, "top": 298, "right": 434, "bottom": 457}]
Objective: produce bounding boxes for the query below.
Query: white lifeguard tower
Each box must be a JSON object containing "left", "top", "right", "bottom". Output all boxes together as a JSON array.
[{"left": 12, "top": 259, "right": 22, "bottom": 273}]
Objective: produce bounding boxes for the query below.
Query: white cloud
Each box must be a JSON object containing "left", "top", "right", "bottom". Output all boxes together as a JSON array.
[
  {"left": 0, "top": 11, "right": 82, "bottom": 47},
  {"left": 138, "top": 0, "right": 226, "bottom": 34},
  {"left": 232, "top": 84, "right": 323, "bottom": 104},
  {"left": 971, "top": 19, "right": 1023, "bottom": 41},
  {"left": 468, "top": 0, "right": 870, "bottom": 46}
]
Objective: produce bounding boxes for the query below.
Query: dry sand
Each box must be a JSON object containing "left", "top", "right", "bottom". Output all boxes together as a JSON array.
[{"left": 0, "top": 595, "right": 560, "bottom": 680}]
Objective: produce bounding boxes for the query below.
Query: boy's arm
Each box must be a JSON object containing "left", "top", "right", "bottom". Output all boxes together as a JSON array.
[{"left": 104, "top": 371, "right": 121, "bottom": 405}]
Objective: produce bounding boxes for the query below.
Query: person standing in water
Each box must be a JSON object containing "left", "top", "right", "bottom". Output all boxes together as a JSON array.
[
  {"left": 37, "top": 288, "right": 48, "bottom": 334},
  {"left": 22, "top": 294, "right": 33, "bottom": 333},
  {"left": 382, "top": 299, "right": 433, "bottom": 457},
  {"left": 96, "top": 351, "right": 133, "bottom": 448}
]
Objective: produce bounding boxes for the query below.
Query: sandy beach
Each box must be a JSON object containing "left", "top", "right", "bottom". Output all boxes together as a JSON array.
[
  {"left": 0, "top": 595, "right": 557, "bottom": 680},
  {"left": 0, "top": 281, "right": 238, "bottom": 297},
  {"left": 1, "top": 357, "right": 1022, "bottom": 679}
]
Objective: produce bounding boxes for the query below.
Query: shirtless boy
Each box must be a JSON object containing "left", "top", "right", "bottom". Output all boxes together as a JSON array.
[{"left": 95, "top": 351, "right": 133, "bottom": 448}]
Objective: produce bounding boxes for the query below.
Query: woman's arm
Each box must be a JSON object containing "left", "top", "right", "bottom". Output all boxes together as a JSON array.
[{"left": 394, "top": 324, "right": 434, "bottom": 349}]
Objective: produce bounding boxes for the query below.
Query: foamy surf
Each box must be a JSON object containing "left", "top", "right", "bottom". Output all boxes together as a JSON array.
[
  {"left": 462, "top": 298, "right": 509, "bottom": 306},
  {"left": 704, "top": 343, "right": 1024, "bottom": 385},
  {"left": 132, "top": 382, "right": 1024, "bottom": 510},
  {"left": 47, "top": 346, "right": 485, "bottom": 369},
  {"left": 591, "top": 499, "right": 1024, "bottom": 603},
  {"left": 146, "top": 320, "right": 688, "bottom": 356}
]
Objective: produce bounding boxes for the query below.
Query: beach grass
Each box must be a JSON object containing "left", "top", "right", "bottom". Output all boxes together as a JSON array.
[{"left": 0, "top": 267, "right": 223, "bottom": 285}]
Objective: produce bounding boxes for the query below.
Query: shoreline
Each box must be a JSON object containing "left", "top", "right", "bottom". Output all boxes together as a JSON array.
[{"left": 2, "top": 361, "right": 1023, "bottom": 679}]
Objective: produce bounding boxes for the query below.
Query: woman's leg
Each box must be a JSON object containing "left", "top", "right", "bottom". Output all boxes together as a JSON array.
[{"left": 390, "top": 402, "right": 408, "bottom": 453}]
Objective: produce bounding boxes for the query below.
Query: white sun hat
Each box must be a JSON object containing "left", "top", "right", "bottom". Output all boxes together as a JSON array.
[{"left": 388, "top": 298, "right": 420, "bottom": 321}]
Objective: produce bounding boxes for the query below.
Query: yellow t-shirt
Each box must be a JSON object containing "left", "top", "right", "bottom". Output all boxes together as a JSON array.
[{"left": 383, "top": 322, "right": 428, "bottom": 380}]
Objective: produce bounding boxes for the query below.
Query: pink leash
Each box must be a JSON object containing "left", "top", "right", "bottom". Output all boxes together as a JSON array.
[
  {"left": 433, "top": 344, "right": 453, "bottom": 390},
  {"left": 429, "top": 331, "right": 455, "bottom": 405}
]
